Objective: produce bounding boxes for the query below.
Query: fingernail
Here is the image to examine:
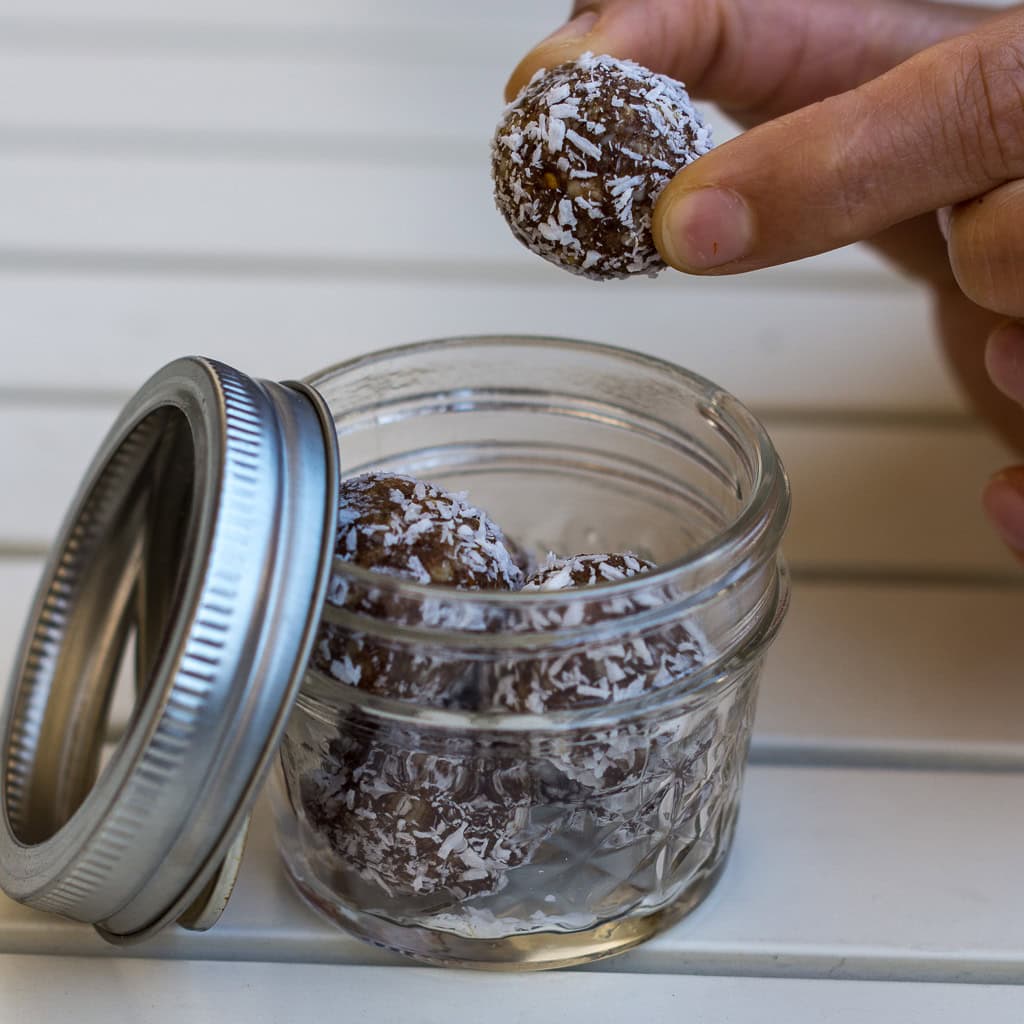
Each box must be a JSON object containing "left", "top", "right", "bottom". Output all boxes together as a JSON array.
[
  {"left": 985, "top": 322, "right": 1024, "bottom": 404},
  {"left": 936, "top": 205, "right": 952, "bottom": 241},
  {"left": 540, "top": 10, "right": 599, "bottom": 45},
  {"left": 983, "top": 468, "right": 1024, "bottom": 555},
  {"left": 659, "top": 187, "right": 754, "bottom": 272}
]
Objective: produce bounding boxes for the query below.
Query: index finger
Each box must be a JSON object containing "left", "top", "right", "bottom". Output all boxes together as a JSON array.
[{"left": 504, "top": 0, "right": 991, "bottom": 119}]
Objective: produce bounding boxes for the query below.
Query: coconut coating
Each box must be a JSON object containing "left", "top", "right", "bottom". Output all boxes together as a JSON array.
[
  {"left": 329, "top": 472, "right": 523, "bottom": 591},
  {"left": 300, "top": 717, "right": 548, "bottom": 901},
  {"left": 492, "top": 52, "right": 712, "bottom": 280},
  {"left": 488, "top": 552, "right": 710, "bottom": 806},
  {"left": 491, "top": 553, "right": 707, "bottom": 713},
  {"left": 310, "top": 472, "right": 523, "bottom": 705},
  {"left": 523, "top": 549, "right": 653, "bottom": 593}
]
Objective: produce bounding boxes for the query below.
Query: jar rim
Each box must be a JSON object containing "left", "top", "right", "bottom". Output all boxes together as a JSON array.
[{"left": 306, "top": 334, "right": 790, "bottom": 621}]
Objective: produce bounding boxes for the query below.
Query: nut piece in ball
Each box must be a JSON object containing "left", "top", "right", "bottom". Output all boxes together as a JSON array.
[{"left": 492, "top": 52, "right": 712, "bottom": 280}]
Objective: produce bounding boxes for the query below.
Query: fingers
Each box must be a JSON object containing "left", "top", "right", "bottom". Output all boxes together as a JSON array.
[
  {"left": 505, "top": 0, "right": 722, "bottom": 103},
  {"left": 935, "top": 289, "right": 1024, "bottom": 452},
  {"left": 871, "top": 213, "right": 958, "bottom": 287},
  {"left": 505, "top": 8, "right": 604, "bottom": 102},
  {"left": 934, "top": 176, "right": 1024, "bottom": 516},
  {"left": 946, "top": 180, "right": 1024, "bottom": 316},
  {"left": 979, "top": 322, "right": 1024, "bottom": 560},
  {"left": 983, "top": 468, "right": 1024, "bottom": 561},
  {"left": 987, "top": 320, "right": 1024, "bottom": 402},
  {"left": 505, "top": 0, "right": 991, "bottom": 114},
  {"left": 652, "top": 12, "right": 1024, "bottom": 275}
]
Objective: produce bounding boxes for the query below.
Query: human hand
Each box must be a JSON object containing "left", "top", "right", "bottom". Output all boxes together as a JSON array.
[{"left": 506, "top": 0, "right": 1024, "bottom": 561}]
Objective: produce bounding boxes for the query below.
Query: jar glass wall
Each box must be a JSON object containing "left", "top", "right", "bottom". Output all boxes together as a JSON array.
[{"left": 270, "top": 336, "right": 790, "bottom": 969}]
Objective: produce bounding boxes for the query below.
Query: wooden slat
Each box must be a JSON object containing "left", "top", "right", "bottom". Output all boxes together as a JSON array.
[
  {"left": 1, "top": 956, "right": 1023, "bottom": 1023},
  {"left": 0, "top": 272, "right": 954, "bottom": 410},
  {"left": 0, "top": 155, "right": 524, "bottom": 265},
  {"left": 755, "top": 581, "right": 1024, "bottom": 761},
  {"left": 3, "top": 562, "right": 1021, "bottom": 759},
  {"left": 0, "top": 405, "right": 113, "bottom": 548},
  {"left": 0, "top": 1, "right": 559, "bottom": 29},
  {"left": 779, "top": 421, "right": 1013, "bottom": 574},
  {"left": 0, "top": 154, "right": 892, "bottom": 279},
  {"left": 0, "top": 53, "right": 742, "bottom": 147},
  {"left": 0, "top": 408, "right": 1010, "bottom": 571},
  {"left": 0, "top": 0, "right": 1004, "bottom": 29},
  {"left": 0, "top": 561, "right": 38, "bottom": 676},
  {"left": 1, "top": 766, "right": 1022, "bottom": 984}
]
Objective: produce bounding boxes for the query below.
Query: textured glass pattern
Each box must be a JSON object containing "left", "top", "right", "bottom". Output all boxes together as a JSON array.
[{"left": 274, "top": 661, "right": 761, "bottom": 959}]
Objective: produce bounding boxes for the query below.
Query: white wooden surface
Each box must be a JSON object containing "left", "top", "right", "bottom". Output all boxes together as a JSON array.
[
  {"left": 3, "top": 957, "right": 1024, "bottom": 1024},
  {"left": 3, "top": 769, "right": 1024, "bottom": 985},
  {"left": 0, "top": 0, "right": 1022, "bottom": 1018},
  {"left": 8, "top": 958, "right": 1024, "bottom": 1024}
]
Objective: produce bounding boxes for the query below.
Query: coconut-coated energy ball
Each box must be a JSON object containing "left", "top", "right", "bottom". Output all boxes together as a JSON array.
[
  {"left": 329, "top": 472, "right": 523, "bottom": 592},
  {"left": 492, "top": 52, "right": 712, "bottom": 280},
  {"left": 488, "top": 553, "right": 712, "bottom": 822},
  {"left": 299, "top": 718, "right": 549, "bottom": 902},
  {"left": 310, "top": 472, "right": 523, "bottom": 704},
  {"left": 522, "top": 550, "right": 653, "bottom": 593},
  {"left": 490, "top": 553, "right": 707, "bottom": 713}
]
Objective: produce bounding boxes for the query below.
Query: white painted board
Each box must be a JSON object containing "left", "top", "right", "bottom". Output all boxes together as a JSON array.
[
  {"left": 0, "top": 155, "right": 894, "bottom": 280},
  {"left": 1, "top": 766, "right": 1022, "bottom": 985},
  {"left": 1, "top": 955, "right": 1023, "bottom": 1024},
  {"left": 0, "top": 407, "right": 1012, "bottom": 572},
  {"left": 0, "top": 271, "right": 957, "bottom": 413}
]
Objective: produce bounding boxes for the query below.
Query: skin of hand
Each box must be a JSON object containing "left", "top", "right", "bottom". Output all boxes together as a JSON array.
[{"left": 506, "top": 0, "right": 1024, "bottom": 562}]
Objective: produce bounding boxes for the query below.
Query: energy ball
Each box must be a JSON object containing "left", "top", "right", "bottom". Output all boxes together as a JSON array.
[
  {"left": 300, "top": 716, "right": 549, "bottom": 902},
  {"left": 311, "top": 628, "right": 484, "bottom": 709},
  {"left": 310, "top": 472, "right": 523, "bottom": 705},
  {"left": 491, "top": 553, "right": 707, "bottom": 713},
  {"left": 329, "top": 472, "right": 523, "bottom": 592},
  {"left": 490, "top": 553, "right": 709, "bottom": 803},
  {"left": 492, "top": 52, "right": 712, "bottom": 280}
]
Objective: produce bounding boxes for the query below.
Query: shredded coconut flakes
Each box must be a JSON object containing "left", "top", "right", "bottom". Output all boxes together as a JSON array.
[{"left": 492, "top": 52, "right": 713, "bottom": 280}]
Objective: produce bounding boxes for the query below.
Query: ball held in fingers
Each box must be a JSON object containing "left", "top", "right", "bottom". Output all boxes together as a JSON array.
[{"left": 491, "top": 53, "right": 712, "bottom": 280}]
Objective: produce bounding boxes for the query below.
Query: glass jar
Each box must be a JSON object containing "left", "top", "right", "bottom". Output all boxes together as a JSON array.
[{"left": 271, "top": 336, "right": 790, "bottom": 970}]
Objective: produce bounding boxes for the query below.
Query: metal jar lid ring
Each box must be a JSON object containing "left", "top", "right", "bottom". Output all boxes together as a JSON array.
[{"left": 0, "top": 358, "right": 338, "bottom": 942}]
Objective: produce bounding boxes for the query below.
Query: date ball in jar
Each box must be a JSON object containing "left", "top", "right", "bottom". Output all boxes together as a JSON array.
[
  {"left": 491, "top": 553, "right": 707, "bottom": 715},
  {"left": 298, "top": 716, "right": 550, "bottom": 903},
  {"left": 492, "top": 53, "right": 712, "bottom": 279},
  {"left": 310, "top": 471, "right": 523, "bottom": 706},
  {"left": 299, "top": 473, "right": 540, "bottom": 906},
  {"left": 489, "top": 553, "right": 718, "bottom": 858}
]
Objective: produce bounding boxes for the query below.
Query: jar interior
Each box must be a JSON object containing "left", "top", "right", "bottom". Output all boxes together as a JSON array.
[{"left": 309, "top": 338, "right": 759, "bottom": 567}]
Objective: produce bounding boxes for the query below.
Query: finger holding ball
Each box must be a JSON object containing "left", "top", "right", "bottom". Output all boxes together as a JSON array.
[{"left": 491, "top": 52, "right": 713, "bottom": 280}]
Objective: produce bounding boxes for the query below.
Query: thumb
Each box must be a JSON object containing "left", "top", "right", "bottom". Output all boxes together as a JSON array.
[{"left": 651, "top": 10, "right": 1024, "bottom": 274}]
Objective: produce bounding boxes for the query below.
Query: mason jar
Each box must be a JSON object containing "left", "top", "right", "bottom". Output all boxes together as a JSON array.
[
  {"left": 273, "top": 336, "right": 790, "bottom": 969},
  {"left": 0, "top": 336, "right": 788, "bottom": 971}
]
